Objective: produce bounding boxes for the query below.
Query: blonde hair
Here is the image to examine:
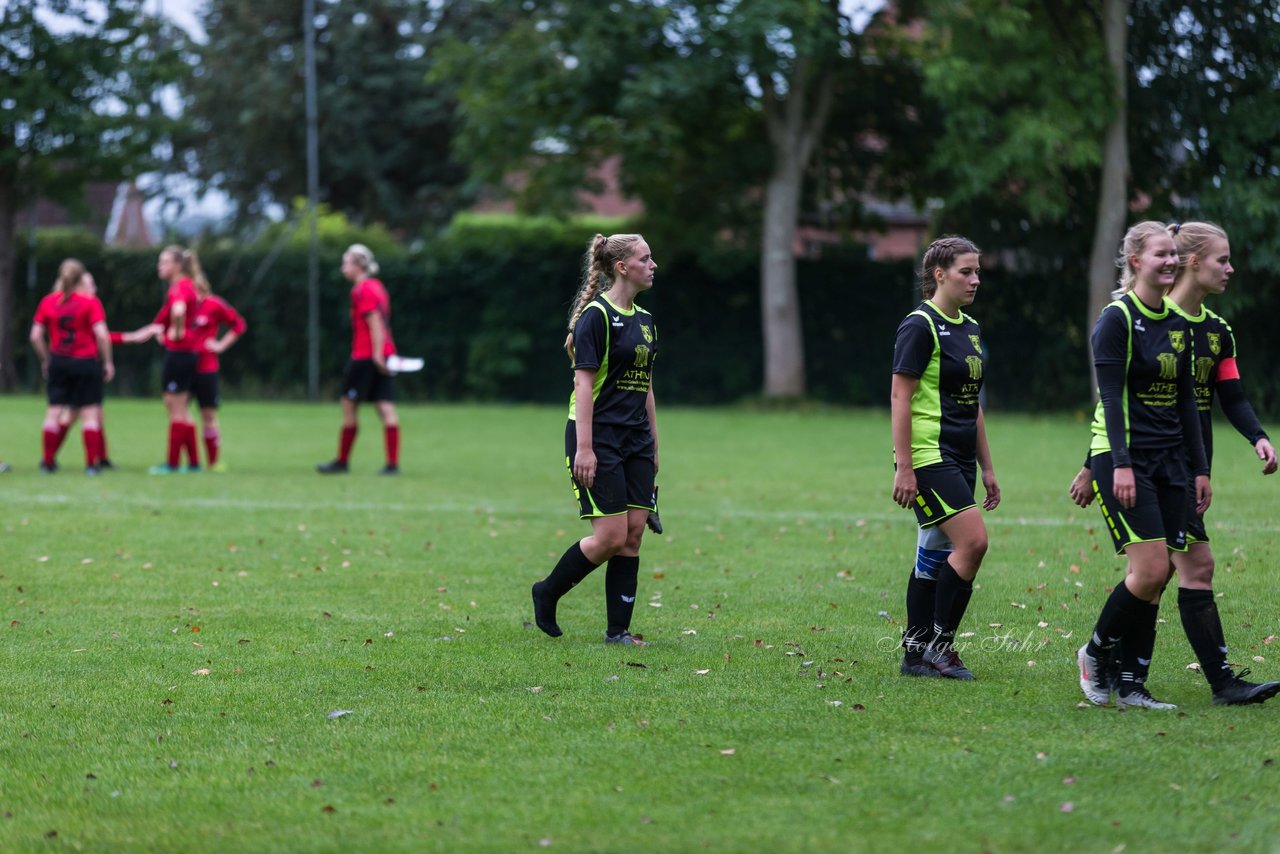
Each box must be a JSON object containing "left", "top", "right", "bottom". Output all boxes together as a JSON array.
[
  {"left": 563, "top": 233, "right": 644, "bottom": 360},
  {"left": 163, "top": 243, "right": 212, "bottom": 296},
  {"left": 54, "top": 258, "right": 87, "bottom": 302},
  {"left": 918, "top": 236, "right": 979, "bottom": 299},
  {"left": 1168, "top": 221, "right": 1228, "bottom": 278},
  {"left": 1112, "top": 221, "right": 1169, "bottom": 298},
  {"left": 345, "top": 243, "right": 380, "bottom": 276}
]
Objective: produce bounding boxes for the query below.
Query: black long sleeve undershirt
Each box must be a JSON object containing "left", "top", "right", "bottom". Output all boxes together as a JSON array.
[
  {"left": 1095, "top": 361, "right": 1131, "bottom": 467},
  {"left": 1177, "top": 354, "right": 1210, "bottom": 476},
  {"left": 1216, "top": 378, "right": 1269, "bottom": 446}
]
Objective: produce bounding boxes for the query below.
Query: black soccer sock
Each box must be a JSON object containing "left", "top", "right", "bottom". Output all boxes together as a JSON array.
[
  {"left": 928, "top": 561, "right": 973, "bottom": 651},
  {"left": 542, "top": 541, "right": 600, "bottom": 598},
  {"left": 605, "top": 554, "right": 640, "bottom": 638},
  {"left": 1119, "top": 600, "right": 1160, "bottom": 690},
  {"left": 532, "top": 541, "right": 601, "bottom": 638},
  {"left": 904, "top": 573, "right": 937, "bottom": 655},
  {"left": 1178, "top": 587, "right": 1233, "bottom": 688},
  {"left": 1086, "top": 582, "right": 1145, "bottom": 658}
]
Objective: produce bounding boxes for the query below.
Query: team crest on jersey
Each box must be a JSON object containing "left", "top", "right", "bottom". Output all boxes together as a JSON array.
[
  {"left": 1207, "top": 332, "right": 1221, "bottom": 355},
  {"left": 640, "top": 324, "right": 654, "bottom": 344},
  {"left": 1168, "top": 330, "right": 1185, "bottom": 353},
  {"left": 965, "top": 355, "right": 983, "bottom": 380},
  {"left": 1157, "top": 352, "right": 1178, "bottom": 380},
  {"left": 968, "top": 334, "right": 982, "bottom": 354},
  {"left": 634, "top": 344, "right": 651, "bottom": 367},
  {"left": 1195, "top": 356, "right": 1215, "bottom": 385}
]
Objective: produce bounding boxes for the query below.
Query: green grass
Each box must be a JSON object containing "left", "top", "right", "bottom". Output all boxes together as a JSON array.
[{"left": 1, "top": 397, "right": 1279, "bottom": 852}]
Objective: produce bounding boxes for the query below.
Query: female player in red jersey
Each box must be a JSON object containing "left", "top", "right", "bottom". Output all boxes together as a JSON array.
[
  {"left": 189, "top": 281, "right": 247, "bottom": 471},
  {"left": 317, "top": 244, "right": 400, "bottom": 475},
  {"left": 148, "top": 245, "right": 206, "bottom": 474},
  {"left": 29, "top": 259, "right": 115, "bottom": 474}
]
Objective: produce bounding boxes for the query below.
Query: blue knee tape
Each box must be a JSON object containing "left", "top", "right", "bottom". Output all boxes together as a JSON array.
[{"left": 914, "top": 547, "right": 952, "bottom": 580}]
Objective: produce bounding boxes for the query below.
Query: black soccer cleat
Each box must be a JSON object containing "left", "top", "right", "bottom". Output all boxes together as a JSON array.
[
  {"left": 924, "top": 645, "right": 976, "bottom": 680},
  {"left": 38, "top": 461, "right": 58, "bottom": 474},
  {"left": 646, "top": 486, "right": 663, "bottom": 535},
  {"left": 378, "top": 464, "right": 400, "bottom": 475},
  {"left": 1212, "top": 671, "right": 1280, "bottom": 706},
  {"left": 530, "top": 582, "right": 562, "bottom": 637},
  {"left": 900, "top": 651, "right": 940, "bottom": 678},
  {"left": 605, "top": 631, "right": 649, "bottom": 646},
  {"left": 316, "top": 459, "right": 349, "bottom": 474},
  {"left": 98, "top": 458, "right": 115, "bottom": 471}
]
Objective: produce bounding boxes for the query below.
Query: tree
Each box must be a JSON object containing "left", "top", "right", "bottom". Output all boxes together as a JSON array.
[
  {"left": 922, "top": 0, "right": 1280, "bottom": 396},
  {"left": 0, "top": 0, "right": 184, "bottom": 388},
  {"left": 436, "top": 0, "right": 929, "bottom": 398},
  {"left": 177, "top": 0, "right": 480, "bottom": 233}
]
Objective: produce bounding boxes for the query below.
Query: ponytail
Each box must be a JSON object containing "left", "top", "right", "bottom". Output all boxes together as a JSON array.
[
  {"left": 54, "top": 259, "right": 87, "bottom": 303},
  {"left": 563, "top": 233, "right": 642, "bottom": 361}
]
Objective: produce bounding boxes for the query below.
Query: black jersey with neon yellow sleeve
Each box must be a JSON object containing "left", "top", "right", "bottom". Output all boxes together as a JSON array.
[
  {"left": 892, "top": 299, "right": 985, "bottom": 467},
  {"left": 1088, "top": 292, "right": 1207, "bottom": 473},
  {"left": 568, "top": 293, "right": 657, "bottom": 429}
]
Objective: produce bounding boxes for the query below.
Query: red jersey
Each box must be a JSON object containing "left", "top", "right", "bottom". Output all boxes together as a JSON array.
[
  {"left": 350, "top": 277, "right": 396, "bottom": 359},
  {"left": 34, "top": 292, "right": 107, "bottom": 359},
  {"left": 191, "top": 294, "right": 247, "bottom": 373},
  {"left": 152, "top": 277, "right": 202, "bottom": 352}
]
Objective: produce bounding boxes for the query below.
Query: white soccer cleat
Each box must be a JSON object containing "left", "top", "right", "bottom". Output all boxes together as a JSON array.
[{"left": 1078, "top": 644, "right": 1111, "bottom": 705}]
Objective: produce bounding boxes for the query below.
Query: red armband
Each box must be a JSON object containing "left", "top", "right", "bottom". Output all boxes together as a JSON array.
[
  {"left": 109, "top": 331, "right": 124, "bottom": 345},
  {"left": 1216, "top": 357, "right": 1240, "bottom": 382}
]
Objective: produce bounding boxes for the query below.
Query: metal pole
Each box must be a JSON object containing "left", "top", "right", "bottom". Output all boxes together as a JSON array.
[{"left": 304, "top": 0, "right": 320, "bottom": 400}]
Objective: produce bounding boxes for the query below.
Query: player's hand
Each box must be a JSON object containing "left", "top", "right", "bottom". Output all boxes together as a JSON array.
[
  {"left": 981, "top": 470, "right": 1001, "bottom": 511},
  {"left": 40, "top": 360, "right": 49, "bottom": 380},
  {"left": 1068, "top": 467, "right": 1094, "bottom": 507},
  {"left": 573, "top": 447, "right": 597, "bottom": 488},
  {"left": 1194, "top": 474, "right": 1211, "bottom": 514},
  {"left": 103, "top": 361, "right": 115, "bottom": 383},
  {"left": 1111, "top": 466, "right": 1136, "bottom": 509},
  {"left": 892, "top": 469, "right": 917, "bottom": 509},
  {"left": 373, "top": 357, "right": 390, "bottom": 376},
  {"left": 205, "top": 338, "right": 222, "bottom": 354},
  {"left": 1255, "top": 438, "right": 1277, "bottom": 475}
]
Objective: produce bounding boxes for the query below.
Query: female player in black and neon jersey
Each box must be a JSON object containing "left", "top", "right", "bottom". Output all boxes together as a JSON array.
[
  {"left": 531, "top": 233, "right": 659, "bottom": 646},
  {"left": 1071, "top": 221, "right": 1278, "bottom": 706},
  {"left": 1074, "top": 221, "right": 1211, "bottom": 710},
  {"left": 891, "top": 236, "right": 1000, "bottom": 680}
]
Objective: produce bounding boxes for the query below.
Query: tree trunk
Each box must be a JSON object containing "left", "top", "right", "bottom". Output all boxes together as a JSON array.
[
  {"left": 760, "top": 154, "right": 806, "bottom": 398},
  {"left": 1086, "top": 0, "right": 1129, "bottom": 400},
  {"left": 759, "top": 58, "right": 833, "bottom": 400},
  {"left": 0, "top": 183, "right": 17, "bottom": 390}
]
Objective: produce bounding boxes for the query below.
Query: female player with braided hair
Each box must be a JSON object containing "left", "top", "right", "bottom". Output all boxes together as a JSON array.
[
  {"left": 1070, "top": 221, "right": 1278, "bottom": 705},
  {"left": 891, "top": 236, "right": 1000, "bottom": 680},
  {"left": 531, "top": 233, "right": 659, "bottom": 646}
]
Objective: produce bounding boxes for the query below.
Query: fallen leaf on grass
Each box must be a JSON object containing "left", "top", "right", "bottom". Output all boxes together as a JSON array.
[
  {"left": 625, "top": 661, "right": 647, "bottom": 669},
  {"left": 192, "top": 668, "right": 210, "bottom": 676},
  {"left": 694, "top": 669, "right": 710, "bottom": 675},
  {"left": 720, "top": 748, "right": 736, "bottom": 755},
  {"left": 326, "top": 710, "right": 353, "bottom": 720},
  {"left": 1060, "top": 802, "right": 1074, "bottom": 813},
  {"left": 321, "top": 805, "right": 335, "bottom": 814},
  {"left": 1186, "top": 662, "right": 1201, "bottom": 671},
  {"left": 528, "top": 686, "right": 543, "bottom": 693}
]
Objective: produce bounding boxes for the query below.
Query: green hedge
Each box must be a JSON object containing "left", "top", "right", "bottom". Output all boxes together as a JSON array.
[{"left": 9, "top": 223, "right": 1280, "bottom": 414}]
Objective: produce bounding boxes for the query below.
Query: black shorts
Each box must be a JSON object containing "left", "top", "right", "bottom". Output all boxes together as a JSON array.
[
  {"left": 192, "top": 372, "right": 220, "bottom": 409},
  {"left": 47, "top": 356, "right": 104, "bottom": 408},
  {"left": 1090, "top": 448, "right": 1189, "bottom": 554},
  {"left": 162, "top": 351, "right": 199, "bottom": 394},
  {"left": 909, "top": 459, "right": 977, "bottom": 528},
  {"left": 342, "top": 359, "right": 395, "bottom": 403},
  {"left": 1185, "top": 484, "right": 1209, "bottom": 545},
  {"left": 565, "top": 421, "right": 656, "bottom": 518}
]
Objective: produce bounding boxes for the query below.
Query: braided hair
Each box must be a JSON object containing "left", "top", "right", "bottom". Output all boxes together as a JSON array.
[
  {"left": 563, "top": 233, "right": 643, "bottom": 360},
  {"left": 918, "top": 236, "right": 980, "bottom": 298}
]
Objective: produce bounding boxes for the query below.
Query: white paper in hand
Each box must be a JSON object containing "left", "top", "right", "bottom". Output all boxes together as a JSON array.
[{"left": 386, "top": 355, "right": 424, "bottom": 374}]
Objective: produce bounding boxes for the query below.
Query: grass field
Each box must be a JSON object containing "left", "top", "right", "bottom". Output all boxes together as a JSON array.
[{"left": 1, "top": 396, "right": 1279, "bottom": 852}]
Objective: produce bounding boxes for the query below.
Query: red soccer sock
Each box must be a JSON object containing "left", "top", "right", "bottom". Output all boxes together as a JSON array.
[
  {"left": 384, "top": 425, "right": 400, "bottom": 467},
  {"left": 168, "top": 422, "right": 184, "bottom": 468},
  {"left": 204, "top": 429, "right": 220, "bottom": 466},
  {"left": 42, "top": 424, "right": 61, "bottom": 466},
  {"left": 183, "top": 423, "right": 199, "bottom": 467},
  {"left": 53, "top": 423, "right": 71, "bottom": 455},
  {"left": 338, "top": 425, "right": 358, "bottom": 464},
  {"left": 84, "top": 428, "right": 103, "bottom": 468}
]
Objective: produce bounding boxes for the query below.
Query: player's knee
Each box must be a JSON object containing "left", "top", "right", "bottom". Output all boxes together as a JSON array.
[{"left": 914, "top": 546, "right": 951, "bottom": 580}]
